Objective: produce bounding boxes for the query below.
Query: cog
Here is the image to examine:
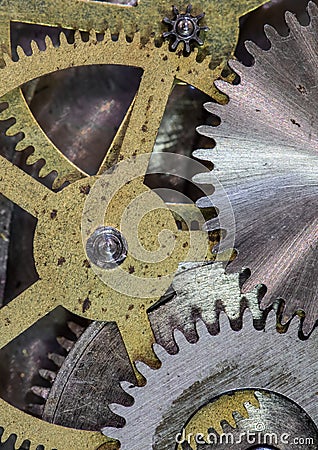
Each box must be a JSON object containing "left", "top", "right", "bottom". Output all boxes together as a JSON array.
[
  {"left": 0, "top": 31, "right": 235, "bottom": 449},
  {"left": 28, "top": 264, "right": 269, "bottom": 431},
  {"left": 103, "top": 312, "right": 318, "bottom": 449},
  {"left": 196, "top": 1, "right": 318, "bottom": 335},
  {"left": 163, "top": 4, "right": 209, "bottom": 54},
  {"left": 0, "top": 0, "right": 267, "bottom": 187}
]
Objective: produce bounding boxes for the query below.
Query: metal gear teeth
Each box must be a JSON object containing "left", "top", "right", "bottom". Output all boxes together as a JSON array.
[
  {"left": 0, "top": 28, "right": 179, "bottom": 188},
  {"left": 0, "top": 428, "right": 44, "bottom": 450},
  {"left": 193, "top": 2, "right": 318, "bottom": 336},
  {"left": 149, "top": 262, "right": 278, "bottom": 355},
  {"left": 102, "top": 311, "right": 317, "bottom": 449},
  {"left": 0, "top": 28, "right": 114, "bottom": 187},
  {"left": 0, "top": 23, "right": 217, "bottom": 189},
  {"left": 27, "top": 321, "right": 85, "bottom": 416},
  {"left": 0, "top": 428, "right": 45, "bottom": 450}
]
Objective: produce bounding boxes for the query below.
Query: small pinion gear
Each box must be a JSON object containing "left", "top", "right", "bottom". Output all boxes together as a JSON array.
[{"left": 163, "top": 4, "right": 208, "bottom": 54}]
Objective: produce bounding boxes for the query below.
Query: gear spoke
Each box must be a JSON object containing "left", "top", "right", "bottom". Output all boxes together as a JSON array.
[
  {"left": 117, "top": 68, "right": 175, "bottom": 162},
  {"left": 0, "top": 154, "right": 55, "bottom": 217},
  {"left": 97, "top": 101, "right": 134, "bottom": 174},
  {"left": 0, "top": 280, "right": 58, "bottom": 350},
  {"left": 117, "top": 309, "right": 160, "bottom": 383}
]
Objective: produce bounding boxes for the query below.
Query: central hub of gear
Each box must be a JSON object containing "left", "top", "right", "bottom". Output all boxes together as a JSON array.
[
  {"left": 32, "top": 154, "right": 209, "bottom": 323},
  {"left": 86, "top": 226, "right": 128, "bottom": 269},
  {"left": 176, "top": 18, "right": 195, "bottom": 37}
]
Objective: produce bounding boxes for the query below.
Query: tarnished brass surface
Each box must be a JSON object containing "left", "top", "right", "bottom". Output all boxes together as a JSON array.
[
  {"left": 0, "top": 33, "right": 213, "bottom": 449},
  {"left": 0, "top": 0, "right": 267, "bottom": 187},
  {"left": 0, "top": 0, "right": 267, "bottom": 63},
  {"left": 0, "top": 0, "right": 268, "bottom": 447}
]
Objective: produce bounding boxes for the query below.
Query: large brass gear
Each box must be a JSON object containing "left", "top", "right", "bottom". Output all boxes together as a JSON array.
[
  {"left": 0, "top": 1, "right": 269, "bottom": 448},
  {"left": 0, "top": 32, "right": 215, "bottom": 449},
  {"left": 0, "top": 0, "right": 267, "bottom": 187}
]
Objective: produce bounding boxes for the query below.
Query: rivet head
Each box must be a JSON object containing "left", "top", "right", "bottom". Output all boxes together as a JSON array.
[
  {"left": 86, "top": 226, "right": 128, "bottom": 269},
  {"left": 176, "top": 18, "right": 195, "bottom": 37}
]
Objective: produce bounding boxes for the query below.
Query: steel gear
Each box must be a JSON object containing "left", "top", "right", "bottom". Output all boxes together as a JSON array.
[
  {"left": 102, "top": 312, "right": 318, "bottom": 449},
  {"left": 28, "top": 262, "right": 268, "bottom": 432},
  {"left": 196, "top": 1, "right": 318, "bottom": 335},
  {"left": 163, "top": 4, "right": 209, "bottom": 54},
  {"left": 0, "top": 0, "right": 267, "bottom": 187}
]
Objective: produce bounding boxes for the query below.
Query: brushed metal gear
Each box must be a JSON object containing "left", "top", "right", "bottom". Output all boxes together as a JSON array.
[
  {"left": 28, "top": 263, "right": 267, "bottom": 432},
  {"left": 102, "top": 312, "right": 317, "bottom": 449},
  {"left": 196, "top": 1, "right": 318, "bottom": 335}
]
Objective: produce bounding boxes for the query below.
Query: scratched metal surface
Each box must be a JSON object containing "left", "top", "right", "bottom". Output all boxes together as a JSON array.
[{"left": 196, "top": 4, "right": 318, "bottom": 335}]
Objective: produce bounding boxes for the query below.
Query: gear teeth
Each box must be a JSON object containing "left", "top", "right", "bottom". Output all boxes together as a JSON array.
[
  {"left": 56, "top": 336, "right": 75, "bottom": 352},
  {"left": 244, "top": 40, "right": 264, "bottom": 60},
  {"left": 25, "top": 152, "right": 42, "bottom": 166},
  {"left": 48, "top": 352, "right": 65, "bottom": 368},
  {"left": 120, "top": 380, "right": 135, "bottom": 393},
  {"left": 153, "top": 343, "right": 168, "bottom": 361},
  {"left": 0, "top": 106, "right": 13, "bottom": 121},
  {"left": 214, "top": 78, "right": 236, "bottom": 96},
  {"left": 16, "top": 45, "right": 26, "bottom": 60},
  {"left": 44, "top": 35, "right": 54, "bottom": 50},
  {"left": 14, "top": 140, "right": 27, "bottom": 152},
  {"left": 104, "top": 28, "right": 112, "bottom": 42},
  {"left": 38, "top": 164, "right": 53, "bottom": 179},
  {"left": 59, "top": 31, "right": 70, "bottom": 46},
  {"left": 67, "top": 320, "right": 85, "bottom": 338},
  {"left": 201, "top": 100, "right": 224, "bottom": 117},
  {"left": 308, "top": 0, "right": 318, "bottom": 19},
  {"left": 108, "top": 402, "right": 130, "bottom": 418},
  {"left": 227, "top": 59, "right": 244, "bottom": 76},
  {"left": 117, "top": 29, "right": 127, "bottom": 44},
  {"left": 285, "top": 10, "right": 302, "bottom": 32},
  {"left": 263, "top": 23, "right": 282, "bottom": 44},
  {"left": 2, "top": 52, "right": 12, "bottom": 67},
  {"left": 104, "top": 310, "right": 318, "bottom": 448},
  {"left": 4, "top": 122, "right": 21, "bottom": 137},
  {"left": 172, "top": 327, "right": 190, "bottom": 351},
  {"left": 39, "top": 368, "right": 57, "bottom": 383},
  {"left": 195, "top": 318, "right": 210, "bottom": 339},
  {"left": 30, "top": 386, "right": 50, "bottom": 400},
  {"left": 135, "top": 361, "right": 156, "bottom": 380},
  {"left": 28, "top": 319, "right": 88, "bottom": 421},
  {"left": 0, "top": 430, "right": 32, "bottom": 450},
  {"left": 30, "top": 40, "right": 40, "bottom": 54}
]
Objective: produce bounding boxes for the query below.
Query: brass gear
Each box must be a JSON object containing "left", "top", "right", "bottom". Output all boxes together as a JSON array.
[
  {"left": 0, "top": 1, "right": 268, "bottom": 447},
  {"left": 0, "top": 31, "right": 220, "bottom": 450},
  {"left": 0, "top": 0, "right": 267, "bottom": 187}
]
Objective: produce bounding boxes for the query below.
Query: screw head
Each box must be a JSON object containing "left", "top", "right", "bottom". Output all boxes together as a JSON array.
[
  {"left": 86, "top": 226, "right": 128, "bottom": 269},
  {"left": 176, "top": 17, "right": 195, "bottom": 37}
]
